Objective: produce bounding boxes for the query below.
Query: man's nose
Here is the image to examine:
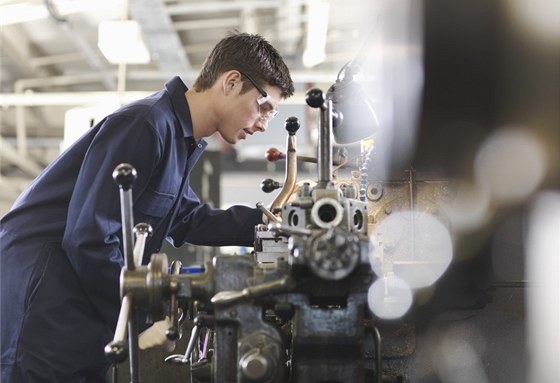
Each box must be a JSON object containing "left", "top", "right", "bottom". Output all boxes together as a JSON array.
[{"left": 254, "top": 119, "right": 267, "bottom": 132}]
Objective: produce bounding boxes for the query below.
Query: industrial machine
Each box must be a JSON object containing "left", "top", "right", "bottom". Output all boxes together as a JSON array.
[{"left": 105, "top": 85, "right": 456, "bottom": 383}]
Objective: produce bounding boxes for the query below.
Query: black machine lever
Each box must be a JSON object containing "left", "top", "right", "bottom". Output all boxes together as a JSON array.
[
  {"left": 112, "top": 163, "right": 137, "bottom": 271},
  {"left": 305, "top": 89, "right": 338, "bottom": 188},
  {"left": 269, "top": 117, "right": 300, "bottom": 215},
  {"left": 105, "top": 163, "right": 142, "bottom": 383},
  {"left": 166, "top": 260, "right": 183, "bottom": 341},
  {"left": 260, "top": 178, "right": 282, "bottom": 193}
]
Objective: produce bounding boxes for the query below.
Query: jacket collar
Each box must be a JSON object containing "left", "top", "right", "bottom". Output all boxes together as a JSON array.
[{"left": 165, "top": 76, "right": 207, "bottom": 150}]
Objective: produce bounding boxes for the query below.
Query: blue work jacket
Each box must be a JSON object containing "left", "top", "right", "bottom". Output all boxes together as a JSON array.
[{"left": 0, "top": 77, "right": 262, "bottom": 381}]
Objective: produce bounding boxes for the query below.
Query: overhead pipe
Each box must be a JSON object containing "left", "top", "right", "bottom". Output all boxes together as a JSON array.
[
  {"left": 43, "top": 0, "right": 116, "bottom": 91},
  {"left": 0, "top": 136, "right": 43, "bottom": 177},
  {"left": 7, "top": 66, "right": 340, "bottom": 159},
  {"left": 13, "top": 74, "right": 110, "bottom": 157},
  {"left": 166, "top": 1, "right": 279, "bottom": 15},
  {"left": 0, "top": 91, "right": 310, "bottom": 107},
  {"left": 11, "top": 0, "right": 117, "bottom": 158}
]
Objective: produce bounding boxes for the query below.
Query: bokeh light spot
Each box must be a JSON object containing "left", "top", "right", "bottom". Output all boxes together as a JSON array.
[
  {"left": 474, "top": 128, "right": 546, "bottom": 206},
  {"left": 369, "top": 211, "right": 453, "bottom": 289},
  {"left": 368, "top": 275, "right": 413, "bottom": 319}
]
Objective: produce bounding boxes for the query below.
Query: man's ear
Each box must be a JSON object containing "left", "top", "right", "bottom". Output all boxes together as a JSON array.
[{"left": 222, "top": 70, "right": 242, "bottom": 95}]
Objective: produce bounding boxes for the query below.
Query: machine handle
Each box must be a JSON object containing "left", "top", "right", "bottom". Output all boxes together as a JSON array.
[
  {"left": 113, "top": 163, "right": 137, "bottom": 271},
  {"left": 133, "top": 223, "right": 152, "bottom": 267},
  {"left": 305, "top": 89, "right": 335, "bottom": 186},
  {"left": 256, "top": 202, "right": 281, "bottom": 224},
  {"left": 166, "top": 260, "right": 183, "bottom": 340},
  {"left": 211, "top": 276, "right": 295, "bottom": 305},
  {"left": 268, "top": 222, "right": 312, "bottom": 237},
  {"left": 269, "top": 117, "right": 300, "bottom": 215},
  {"left": 111, "top": 163, "right": 140, "bottom": 382},
  {"left": 104, "top": 293, "right": 132, "bottom": 363}
]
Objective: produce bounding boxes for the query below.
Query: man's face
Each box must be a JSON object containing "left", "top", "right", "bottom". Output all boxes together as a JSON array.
[{"left": 218, "top": 80, "right": 283, "bottom": 145}]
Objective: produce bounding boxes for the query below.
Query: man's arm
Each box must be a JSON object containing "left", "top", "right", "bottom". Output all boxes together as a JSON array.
[{"left": 168, "top": 185, "right": 263, "bottom": 248}]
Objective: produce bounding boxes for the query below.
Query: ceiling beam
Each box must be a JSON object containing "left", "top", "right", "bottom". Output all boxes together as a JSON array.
[
  {"left": 129, "top": 0, "right": 192, "bottom": 75},
  {"left": 166, "top": 0, "right": 280, "bottom": 15},
  {"left": 0, "top": 136, "right": 43, "bottom": 177}
]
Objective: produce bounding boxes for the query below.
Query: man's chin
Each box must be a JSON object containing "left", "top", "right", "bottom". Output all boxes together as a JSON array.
[
  {"left": 235, "top": 133, "right": 247, "bottom": 143},
  {"left": 224, "top": 136, "right": 241, "bottom": 145}
]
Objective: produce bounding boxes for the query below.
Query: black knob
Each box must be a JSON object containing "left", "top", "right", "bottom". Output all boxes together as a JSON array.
[
  {"left": 112, "top": 163, "right": 137, "bottom": 191},
  {"left": 261, "top": 178, "right": 282, "bottom": 193},
  {"left": 305, "top": 88, "right": 326, "bottom": 108},
  {"left": 133, "top": 223, "right": 153, "bottom": 238},
  {"left": 104, "top": 340, "right": 128, "bottom": 363},
  {"left": 166, "top": 328, "right": 179, "bottom": 341},
  {"left": 284, "top": 116, "right": 300, "bottom": 135}
]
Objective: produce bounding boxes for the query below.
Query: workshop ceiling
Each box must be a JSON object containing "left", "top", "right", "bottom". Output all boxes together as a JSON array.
[
  {"left": 1, "top": 0, "right": 379, "bottom": 131},
  {"left": 0, "top": 0, "right": 380, "bottom": 209}
]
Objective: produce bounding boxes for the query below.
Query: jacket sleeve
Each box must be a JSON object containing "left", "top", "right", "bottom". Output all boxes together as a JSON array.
[
  {"left": 167, "top": 185, "right": 263, "bottom": 248},
  {"left": 61, "top": 115, "right": 161, "bottom": 328}
]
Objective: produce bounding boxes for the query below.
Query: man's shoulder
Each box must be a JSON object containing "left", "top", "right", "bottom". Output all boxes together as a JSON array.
[{"left": 111, "top": 89, "right": 173, "bottom": 121}]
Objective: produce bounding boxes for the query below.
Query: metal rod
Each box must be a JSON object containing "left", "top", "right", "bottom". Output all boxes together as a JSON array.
[
  {"left": 367, "top": 323, "right": 382, "bottom": 383},
  {"left": 113, "top": 164, "right": 137, "bottom": 271},
  {"left": 184, "top": 323, "right": 202, "bottom": 363},
  {"left": 270, "top": 133, "right": 298, "bottom": 214},
  {"left": 374, "top": 325, "right": 382, "bottom": 383},
  {"left": 104, "top": 293, "right": 132, "bottom": 365},
  {"left": 267, "top": 222, "right": 312, "bottom": 237},
  {"left": 408, "top": 168, "right": 416, "bottom": 260},
  {"left": 133, "top": 223, "right": 152, "bottom": 268},
  {"left": 256, "top": 202, "right": 280, "bottom": 223},
  {"left": 112, "top": 364, "right": 118, "bottom": 383},
  {"left": 318, "top": 99, "right": 333, "bottom": 186},
  {"left": 128, "top": 309, "right": 139, "bottom": 383},
  {"left": 120, "top": 187, "right": 135, "bottom": 271},
  {"left": 113, "top": 294, "right": 132, "bottom": 344}
]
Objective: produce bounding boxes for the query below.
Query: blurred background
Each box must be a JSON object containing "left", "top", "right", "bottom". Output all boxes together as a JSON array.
[
  {"left": 0, "top": 0, "right": 382, "bottom": 214},
  {"left": 1, "top": 0, "right": 559, "bottom": 382}
]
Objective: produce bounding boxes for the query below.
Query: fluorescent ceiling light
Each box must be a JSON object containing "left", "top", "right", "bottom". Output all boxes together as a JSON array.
[
  {"left": 98, "top": 20, "right": 150, "bottom": 64},
  {"left": 0, "top": 0, "right": 124, "bottom": 26},
  {"left": 303, "top": 0, "right": 330, "bottom": 68}
]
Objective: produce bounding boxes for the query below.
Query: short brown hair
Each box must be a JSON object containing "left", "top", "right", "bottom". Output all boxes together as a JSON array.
[{"left": 193, "top": 31, "right": 294, "bottom": 99}]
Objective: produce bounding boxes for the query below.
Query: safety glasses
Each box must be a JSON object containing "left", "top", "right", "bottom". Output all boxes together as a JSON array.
[{"left": 239, "top": 71, "right": 279, "bottom": 122}]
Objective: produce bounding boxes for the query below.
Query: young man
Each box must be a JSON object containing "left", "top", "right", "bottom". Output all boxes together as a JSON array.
[{"left": 0, "top": 32, "right": 294, "bottom": 382}]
